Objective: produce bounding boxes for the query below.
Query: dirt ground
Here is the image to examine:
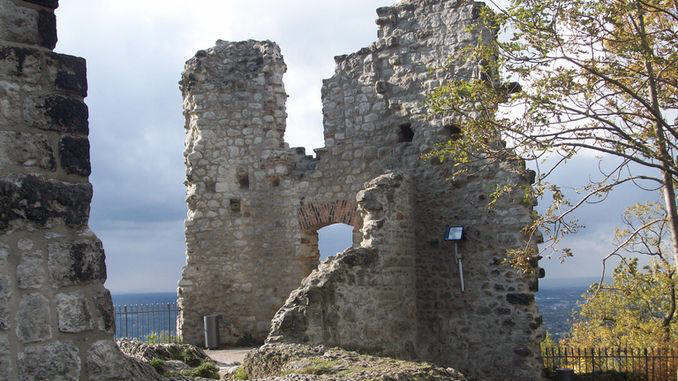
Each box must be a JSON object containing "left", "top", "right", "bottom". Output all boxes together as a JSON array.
[{"left": 205, "top": 348, "right": 254, "bottom": 366}]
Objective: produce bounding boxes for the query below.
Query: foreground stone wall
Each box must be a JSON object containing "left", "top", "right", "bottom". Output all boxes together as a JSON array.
[
  {"left": 0, "top": 1, "right": 160, "bottom": 379},
  {"left": 179, "top": 0, "right": 545, "bottom": 379}
]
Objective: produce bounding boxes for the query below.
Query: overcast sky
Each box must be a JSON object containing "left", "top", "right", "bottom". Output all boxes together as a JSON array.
[{"left": 53, "top": 1, "right": 660, "bottom": 294}]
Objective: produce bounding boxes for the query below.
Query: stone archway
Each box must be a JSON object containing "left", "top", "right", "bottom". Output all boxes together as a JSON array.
[
  {"left": 297, "top": 200, "right": 360, "bottom": 232},
  {"left": 297, "top": 200, "right": 361, "bottom": 261}
]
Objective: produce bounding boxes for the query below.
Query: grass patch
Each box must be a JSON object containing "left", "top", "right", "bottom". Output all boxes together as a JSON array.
[
  {"left": 180, "top": 360, "right": 220, "bottom": 379},
  {"left": 289, "top": 359, "right": 344, "bottom": 376}
]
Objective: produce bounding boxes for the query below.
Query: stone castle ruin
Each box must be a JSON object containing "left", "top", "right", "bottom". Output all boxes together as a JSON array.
[
  {"left": 178, "top": 0, "right": 544, "bottom": 379},
  {"left": 0, "top": 0, "right": 545, "bottom": 379}
]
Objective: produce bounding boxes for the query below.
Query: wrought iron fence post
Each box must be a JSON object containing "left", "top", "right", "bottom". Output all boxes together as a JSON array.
[
  {"left": 591, "top": 348, "right": 595, "bottom": 374},
  {"left": 167, "top": 303, "right": 171, "bottom": 342},
  {"left": 123, "top": 305, "right": 128, "bottom": 337},
  {"left": 644, "top": 348, "right": 649, "bottom": 380}
]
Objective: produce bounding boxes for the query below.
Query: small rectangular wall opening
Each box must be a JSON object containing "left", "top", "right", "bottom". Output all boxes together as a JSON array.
[
  {"left": 398, "top": 123, "right": 414, "bottom": 143},
  {"left": 237, "top": 169, "right": 250, "bottom": 189}
]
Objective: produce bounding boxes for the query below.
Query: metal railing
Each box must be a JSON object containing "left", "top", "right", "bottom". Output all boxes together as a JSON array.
[
  {"left": 113, "top": 302, "right": 180, "bottom": 343},
  {"left": 543, "top": 347, "right": 678, "bottom": 381}
]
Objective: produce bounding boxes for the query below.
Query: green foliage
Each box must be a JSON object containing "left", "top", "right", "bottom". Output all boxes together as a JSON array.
[
  {"left": 540, "top": 332, "right": 558, "bottom": 352},
  {"left": 181, "top": 360, "right": 220, "bottom": 379},
  {"left": 426, "top": 0, "right": 678, "bottom": 271},
  {"left": 180, "top": 347, "right": 202, "bottom": 367},
  {"left": 564, "top": 258, "right": 677, "bottom": 348},
  {"left": 149, "top": 357, "right": 165, "bottom": 374},
  {"left": 234, "top": 367, "right": 249, "bottom": 380},
  {"left": 145, "top": 331, "right": 179, "bottom": 344}
]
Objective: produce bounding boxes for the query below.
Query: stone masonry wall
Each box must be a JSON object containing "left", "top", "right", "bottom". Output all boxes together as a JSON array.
[
  {"left": 179, "top": 0, "right": 545, "bottom": 380},
  {"left": 178, "top": 41, "right": 319, "bottom": 346},
  {"left": 268, "top": 172, "right": 417, "bottom": 358},
  {"left": 0, "top": 1, "right": 161, "bottom": 379}
]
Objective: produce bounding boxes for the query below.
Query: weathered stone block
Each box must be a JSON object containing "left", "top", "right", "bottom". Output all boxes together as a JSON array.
[
  {"left": 16, "top": 256, "right": 46, "bottom": 289},
  {"left": 47, "top": 53, "right": 87, "bottom": 97},
  {"left": 0, "top": 1, "right": 56, "bottom": 50},
  {"left": 0, "top": 278, "right": 9, "bottom": 331},
  {"left": 22, "top": 0, "right": 59, "bottom": 10},
  {"left": 36, "top": 8, "right": 57, "bottom": 49},
  {"left": 0, "top": 46, "right": 43, "bottom": 81},
  {"left": 0, "top": 243, "right": 9, "bottom": 331},
  {"left": 48, "top": 236, "right": 106, "bottom": 286},
  {"left": 18, "top": 341, "right": 80, "bottom": 381},
  {"left": 0, "top": 175, "right": 92, "bottom": 230},
  {"left": 26, "top": 94, "right": 89, "bottom": 135},
  {"left": 58, "top": 136, "right": 90, "bottom": 176},
  {"left": 16, "top": 293, "right": 51, "bottom": 343},
  {"left": 56, "top": 291, "right": 92, "bottom": 333},
  {"left": 0, "top": 333, "right": 11, "bottom": 381},
  {"left": 0, "top": 1, "right": 38, "bottom": 45},
  {"left": 506, "top": 293, "right": 534, "bottom": 306},
  {"left": 0, "top": 80, "right": 22, "bottom": 128},
  {"left": 92, "top": 288, "right": 115, "bottom": 333},
  {"left": 0, "top": 132, "right": 56, "bottom": 171}
]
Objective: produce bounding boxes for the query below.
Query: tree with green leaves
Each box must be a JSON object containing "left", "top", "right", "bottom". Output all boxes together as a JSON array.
[
  {"left": 426, "top": 0, "right": 677, "bottom": 277},
  {"left": 565, "top": 202, "right": 676, "bottom": 346}
]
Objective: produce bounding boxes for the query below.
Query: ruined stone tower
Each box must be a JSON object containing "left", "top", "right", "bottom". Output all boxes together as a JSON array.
[
  {"left": 179, "top": 0, "right": 544, "bottom": 379},
  {"left": 0, "top": 1, "right": 160, "bottom": 379}
]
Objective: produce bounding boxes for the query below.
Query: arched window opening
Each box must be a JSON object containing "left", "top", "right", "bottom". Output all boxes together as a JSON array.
[{"left": 318, "top": 223, "right": 354, "bottom": 261}]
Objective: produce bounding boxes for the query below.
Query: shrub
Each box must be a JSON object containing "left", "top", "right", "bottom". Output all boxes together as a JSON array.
[
  {"left": 234, "top": 367, "right": 249, "bottom": 380},
  {"left": 149, "top": 357, "right": 165, "bottom": 375},
  {"left": 182, "top": 360, "right": 220, "bottom": 379},
  {"left": 180, "top": 347, "right": 202, "bottom": 367}
]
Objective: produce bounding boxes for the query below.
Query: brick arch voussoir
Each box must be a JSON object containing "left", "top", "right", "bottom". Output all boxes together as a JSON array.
[{"left": 297, "top": 200, "right": 360, "bottom": 232}]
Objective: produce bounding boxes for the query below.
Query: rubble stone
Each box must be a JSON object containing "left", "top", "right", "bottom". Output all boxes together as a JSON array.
[{"left": 87, "top": 340, "right": 164, "bottom": 381}]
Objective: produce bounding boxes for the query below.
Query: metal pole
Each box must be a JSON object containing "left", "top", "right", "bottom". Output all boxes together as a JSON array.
[
  {"left": 122, "top": 305, "right": 128, "bottom": 337},
  {"left": 454, "top": 242, "right": 464, "bottom": 292},
  {"left": 167, "top": 303, "right": 171, "bottom": 342}
]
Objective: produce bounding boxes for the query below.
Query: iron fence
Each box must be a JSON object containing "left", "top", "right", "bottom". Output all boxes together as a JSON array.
[
  {"left": 543, "top": 347, "right": 678, "bottom": 381},
  {"left": 113, "top": 302, "right": 180, "bottom": 343}
]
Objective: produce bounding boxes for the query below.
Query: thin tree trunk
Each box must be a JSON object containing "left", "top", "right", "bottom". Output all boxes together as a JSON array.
[
  {"left": 635, "top": 0, "right": 678, "bottom": 267},
  {"left": 636, "top": 2, "right": 678, "bottom": 342}
]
